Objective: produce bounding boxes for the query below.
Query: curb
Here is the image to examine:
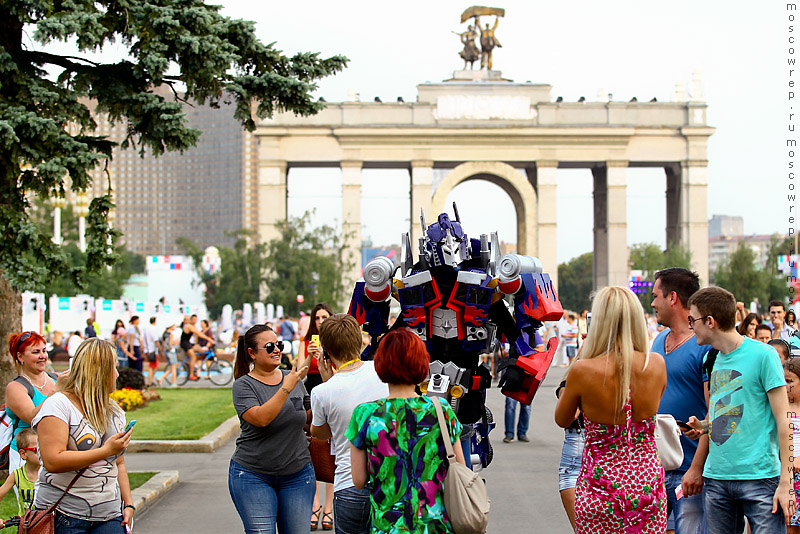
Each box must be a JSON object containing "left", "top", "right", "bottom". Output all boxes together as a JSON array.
[
  {"left": 131, "top": 470, "right": 179, "bottom": 515},
  {"left": 127, "top": 415, "right": 240, "bottom": 453}
]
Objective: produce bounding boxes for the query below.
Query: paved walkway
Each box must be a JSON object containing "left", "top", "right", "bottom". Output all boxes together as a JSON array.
[{"left": 127, "top": 372, "right": 574, "bottom": 533}]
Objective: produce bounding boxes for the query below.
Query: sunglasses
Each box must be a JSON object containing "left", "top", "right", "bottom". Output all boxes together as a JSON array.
[
  {"left": 19, "top": 332, "right": 33, "bottom": 343},
  {"left": 20, "top": 446, "right": 37, "bottom": 453},
  {"left": 257, "top": 341, "right": 284, "bottom": 353}
]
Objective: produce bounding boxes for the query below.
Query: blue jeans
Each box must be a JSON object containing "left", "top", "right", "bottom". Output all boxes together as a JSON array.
[
  {"left": 333, "top": 486, "right": 370, "bottom": 534},
  {"left": 228, "top": 460, "right": 316, "bottom": 534},
  {"left": 705, "top": 477, "right": 784, "bottom": 534},
  {"left": 55, "top": 512, "right": 124, "bottom": 534},
  {"left": 504, "top": 396, "right": 530, "bottom": 438},
  {"left": 663, "top": 469, "right": 707, "bottom": 534},
  {"left": 558, "top": 429, "right": 585, "bottom": 491}
]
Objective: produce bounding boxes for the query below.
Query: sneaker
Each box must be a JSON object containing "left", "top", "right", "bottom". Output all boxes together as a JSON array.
[
  {"left": 518, "top": 435, "right": 530, "bottom": 442},
  {"left": 502, "top": 436, "right": 514, "bottom": 443}
]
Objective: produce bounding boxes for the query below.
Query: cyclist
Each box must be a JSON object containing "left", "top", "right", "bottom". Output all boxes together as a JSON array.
[{"left": 180, "top": 315, "right": 215, "bottom": 381}]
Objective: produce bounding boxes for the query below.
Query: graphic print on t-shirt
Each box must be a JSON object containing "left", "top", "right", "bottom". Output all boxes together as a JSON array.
[{"left": 709, "top": 369, "right": 744, "bottom": 445}]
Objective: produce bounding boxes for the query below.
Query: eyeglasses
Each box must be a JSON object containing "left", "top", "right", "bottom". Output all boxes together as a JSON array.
[
  {"left": 687, "top": 315, "right": 711, "bottom": 329},
  {"left": 20, "top": 447, "right": 37, "bottom": 453},
  {"left": 257, "top": 341, "right": 284, "bottom": 353}
]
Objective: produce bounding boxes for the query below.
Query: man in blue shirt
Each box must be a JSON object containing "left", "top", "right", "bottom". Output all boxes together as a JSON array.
[
  {"left": 650, "top": 267, "right": 710, "bottom": 534},
  {"left": 687, "top": 287, "right": 793, "bottom": 533}
]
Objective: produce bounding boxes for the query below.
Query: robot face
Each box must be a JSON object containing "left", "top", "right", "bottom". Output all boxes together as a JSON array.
[{"left": 426, "top": 213, "right": 470, "bottom": 267}]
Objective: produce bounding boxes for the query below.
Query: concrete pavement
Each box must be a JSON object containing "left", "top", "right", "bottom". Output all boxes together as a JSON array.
[{"left": 127, "top": 371, "right": 574, "bottom": 533}]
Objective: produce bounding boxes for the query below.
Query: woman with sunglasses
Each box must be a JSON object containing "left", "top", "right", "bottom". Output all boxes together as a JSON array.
[
  {"left": 6, "top": 331, "right": 58, "bottom": 472},
  {"left": 229, "top": 324, "right": 314, "bottom": 534}
]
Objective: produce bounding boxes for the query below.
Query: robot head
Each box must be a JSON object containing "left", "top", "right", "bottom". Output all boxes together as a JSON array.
[{"left": 423, "top": 212, "right": 471, "bottom": 267}]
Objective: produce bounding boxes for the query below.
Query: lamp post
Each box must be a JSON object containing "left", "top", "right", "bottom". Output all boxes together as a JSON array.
[
  {"left": 75, "top": 192, "right": 89, "bottom": 252},
  {"left": 52, "top": 197, "right": 66, "bottom": 245}
]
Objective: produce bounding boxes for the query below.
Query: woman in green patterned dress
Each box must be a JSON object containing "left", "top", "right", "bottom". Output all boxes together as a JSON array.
[{"left": 346, "top": 328, "right": 467, "bottom": 534}]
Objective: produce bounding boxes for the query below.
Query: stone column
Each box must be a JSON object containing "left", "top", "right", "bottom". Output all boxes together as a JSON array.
[
  {"left": 535, "top": 161, "right": 559, "bottom": 289},
  {"left": 665, "top": 163, "right": 681, "bottom": 248},
  {"left": 592, "top": 166, "right": 608, "bottom": 289},
  {"left": 606, "top": 161, "right": 629, "bottom": 287},
  {"left": 410, "top": 160, "right": 433, "bottom": 247},
  {"left": 341, "top": 160, "right": 363, "bottom": 288},
  {"left": 592, "top": 162, "right": 629, "bottom": 289},
  {"left": 680, "top": 160, "right": 710, "bottom": 284},
  {"left": 257, "top": 161, "right": 287, "bottom": 244}
]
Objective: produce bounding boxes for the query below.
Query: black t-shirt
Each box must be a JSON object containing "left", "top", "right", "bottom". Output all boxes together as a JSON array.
[{"left": 231, "top": 372, "right": 311, "bottom": 476}]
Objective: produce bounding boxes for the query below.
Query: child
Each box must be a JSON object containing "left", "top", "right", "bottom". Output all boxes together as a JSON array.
[
  {"left": 787, "top": 359, "right": 800, "bottom": 534},
  {"left": 0, "top": 428, "right": 39, "bottom": 525}
]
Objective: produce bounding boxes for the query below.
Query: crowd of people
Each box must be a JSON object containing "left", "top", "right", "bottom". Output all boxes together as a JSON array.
[{"left": 6, "top": 269, "right": 799, "bottom": 534}]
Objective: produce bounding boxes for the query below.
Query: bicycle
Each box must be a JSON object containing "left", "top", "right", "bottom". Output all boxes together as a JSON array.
[{"left": 160, "top": 347, "right": 233, "bottom": 387}]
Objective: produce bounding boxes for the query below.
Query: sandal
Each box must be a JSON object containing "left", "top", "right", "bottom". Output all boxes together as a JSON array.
[
  {"left": 321, "top": 511, "right": 333, "bottom": 531},
  {"left": 311, "top": 506, "right": 321, "bottom": 531}
]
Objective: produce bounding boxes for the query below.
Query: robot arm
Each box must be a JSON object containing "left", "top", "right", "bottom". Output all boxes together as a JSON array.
[{"left": 348, "top": 256, "right": 395, "bottom": 358}]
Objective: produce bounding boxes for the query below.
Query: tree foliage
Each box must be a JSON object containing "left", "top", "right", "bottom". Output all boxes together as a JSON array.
[
  {"left": 558, "top": 252, "right": 593, "bottom": 312},
  {"left": 0, "top": 0, "right": 346, "bottom": 392},
  {"left": 629, "top": 241, "right": 693, "bottom": 310},
  {"left": 0, "top": 0, "right": 346, "bottom": 293},
  {"left": 263, "top": 213, "right": 353, "bottom": 317},
  {"left": 712, "top": 237, "right": 793, "bottom": 311},
  {"left": 179, "top": 231, "right": 268, "bottom": 320}
]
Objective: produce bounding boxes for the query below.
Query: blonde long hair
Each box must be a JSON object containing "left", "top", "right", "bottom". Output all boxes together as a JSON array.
[
  {"left": 579, "top": 286, "right": 650, "bottom": 414},
  {"left": 59, "top": 338, "right": 122, "bottom": 433}
]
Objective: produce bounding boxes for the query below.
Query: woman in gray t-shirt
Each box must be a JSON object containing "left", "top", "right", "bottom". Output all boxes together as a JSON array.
[{"left": 229, "top": 324, "right": 314, "bottom": 534}]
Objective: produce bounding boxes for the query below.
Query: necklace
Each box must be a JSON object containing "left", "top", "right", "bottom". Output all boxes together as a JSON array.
[
  {"left": 337, "top": 359, "right": 361, "bottom": 372},
  {"left": 665, "top": 331, "right": 694, "bottom": 353},
  {"left": 21, "top": 371, "right": 46, "bottom": 390}
]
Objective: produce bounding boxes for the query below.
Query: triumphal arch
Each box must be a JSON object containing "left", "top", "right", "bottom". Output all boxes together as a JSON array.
[{"left": 254, "top": 11, "right": 713, "bottom": 290}]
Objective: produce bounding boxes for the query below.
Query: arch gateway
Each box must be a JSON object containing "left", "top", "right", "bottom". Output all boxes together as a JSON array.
[{"left": 254, "top": 73, "right": 713, "bottom": 291}]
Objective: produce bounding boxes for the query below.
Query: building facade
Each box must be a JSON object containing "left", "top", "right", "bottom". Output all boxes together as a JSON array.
[{"left": 66, "top": 89, "right": 257, "bottom": 256}]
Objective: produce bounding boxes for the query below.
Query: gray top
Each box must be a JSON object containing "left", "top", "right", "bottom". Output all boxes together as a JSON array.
[{"left": 231, "top": 372, "right": 311, "bottom": 476}]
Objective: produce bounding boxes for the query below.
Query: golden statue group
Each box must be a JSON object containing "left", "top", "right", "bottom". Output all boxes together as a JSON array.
[{"left": 455, "top": 6, "right": 504, "bottom": 70}]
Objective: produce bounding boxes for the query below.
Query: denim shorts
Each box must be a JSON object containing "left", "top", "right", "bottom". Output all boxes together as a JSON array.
[
  {"left": 165, "top": 350, "right": 178, "bottom": 365},
  {"left": 558, "top": 428, "right": 585, "bottom": 491}
]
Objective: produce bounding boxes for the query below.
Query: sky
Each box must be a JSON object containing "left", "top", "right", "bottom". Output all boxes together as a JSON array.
[{"left": 39, "top": 1, "right": 790, "bottom": 264}]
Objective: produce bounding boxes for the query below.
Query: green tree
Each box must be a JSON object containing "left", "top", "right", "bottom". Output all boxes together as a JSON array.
[
  {"left": 712, "top": 243, "right": 768, "bottom": 307},
  {"left": 558, "top": 252, "right": 593, "bottom": 312},
  {"left": 263, "top": 213, "right": 353, "bottom": 316},
  {"left": 629, "top": 241, "right": 693, "bottom": 309},
  {"left": 0, "top": 1, "right": 346, "bottom": 387},
  {"left": 179, "top": 232, "right": 268, "bottom": 319}
]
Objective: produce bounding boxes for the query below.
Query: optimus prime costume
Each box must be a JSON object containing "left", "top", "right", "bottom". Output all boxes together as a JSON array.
[{"left": 348, "top": 205, "right": 563, "bottom": 469}]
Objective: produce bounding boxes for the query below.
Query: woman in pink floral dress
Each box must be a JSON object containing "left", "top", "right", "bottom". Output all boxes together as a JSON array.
[{"left": 555, "top": 286, "right": 668, "bottom": 533}]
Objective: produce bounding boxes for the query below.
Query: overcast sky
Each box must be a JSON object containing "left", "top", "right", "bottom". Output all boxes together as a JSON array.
[{"left": 45, "top": 1, "right": 789, "bottom": 265}]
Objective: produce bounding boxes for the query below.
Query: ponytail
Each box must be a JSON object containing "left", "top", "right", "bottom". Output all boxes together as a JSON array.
[{"left": 233, "top": 324, "right": 273, "bottom": 379}]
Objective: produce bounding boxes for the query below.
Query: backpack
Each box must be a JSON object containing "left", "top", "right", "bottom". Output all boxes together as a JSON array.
[
  {"left": 702, "top": 348, "right": 719, "bottom": 379},
  {"left": 0, "top": 376, "right": 45, "bottom": 470}
]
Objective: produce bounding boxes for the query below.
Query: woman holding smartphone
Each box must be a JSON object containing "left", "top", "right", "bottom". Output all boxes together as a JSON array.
[
  {"left": 229, "top": 324, "right": 314, "bottom": 534},
  {"left": 34, "top": 338, "right": 135, "bottom": 533}
]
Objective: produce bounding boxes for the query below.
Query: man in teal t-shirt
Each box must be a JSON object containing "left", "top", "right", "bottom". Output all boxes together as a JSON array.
[{"left": 687, "top": 287, "right": 793, "bottom": 534}]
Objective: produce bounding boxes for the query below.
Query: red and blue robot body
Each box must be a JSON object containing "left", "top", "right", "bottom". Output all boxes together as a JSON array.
[{"left": 348, "top": 207, "right": 564, "bottom": 468}]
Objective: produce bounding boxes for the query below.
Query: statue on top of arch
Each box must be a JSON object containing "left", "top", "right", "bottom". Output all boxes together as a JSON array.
[
  {"left": 455, "top": 6, "right": 504, "bottom": 70},
  {"left": 347, "top": 204, "right": 563, "bottom": 471}
]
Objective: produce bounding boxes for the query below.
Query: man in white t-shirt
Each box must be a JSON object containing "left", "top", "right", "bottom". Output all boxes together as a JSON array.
[{"left": 311, "top": 314, "right": 389, "bottom": 534}]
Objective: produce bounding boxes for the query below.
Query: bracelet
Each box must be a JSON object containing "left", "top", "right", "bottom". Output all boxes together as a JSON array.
[
  {"left": 123, "top": 504, "right": 136, "bottom": 512},
  {"left": 280, "top": 387, "right": 291, "bottom": 395}
]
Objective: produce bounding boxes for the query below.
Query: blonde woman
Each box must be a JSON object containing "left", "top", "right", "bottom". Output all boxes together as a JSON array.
[
  {"left": 33, "top": 338, "right": 135, "bottom": 533},
  {"left": 555, "top": 286, "right": 668, "bottom": 534}
]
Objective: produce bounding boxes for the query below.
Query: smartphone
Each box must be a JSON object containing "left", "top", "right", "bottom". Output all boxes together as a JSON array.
[
  {"left": 675, "top": 419, "right": 692, "bottom": 431},
  {"left": 124, "top": 420, "right": 137, "bottom": 433},
  {"left": 311, "top": 334, "right": 320, "bottom": 345}
]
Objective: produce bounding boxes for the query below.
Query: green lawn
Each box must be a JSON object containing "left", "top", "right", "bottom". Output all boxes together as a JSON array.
[
  {"left": 0, "top": 471, "right": 154, "bottom": 529},
  {"left": 130, "top": 388, "right": 234, "bottom": 440}
]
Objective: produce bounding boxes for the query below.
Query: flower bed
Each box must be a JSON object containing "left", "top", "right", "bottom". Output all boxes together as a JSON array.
[{"left": 111, "top": 387, "right": 144, "bottom": 411}]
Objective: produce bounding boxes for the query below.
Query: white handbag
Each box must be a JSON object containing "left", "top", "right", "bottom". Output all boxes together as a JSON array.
[{"left": 654, "top": 414, "right": 684, "bottom": 471}]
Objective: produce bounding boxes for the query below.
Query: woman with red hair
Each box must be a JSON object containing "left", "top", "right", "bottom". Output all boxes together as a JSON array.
[
  {"left": 346, "top": 328, "right": 466, "bottom": 534},
  {"left": 5, "top": 331, "right": 58, "bottom": 471}
]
